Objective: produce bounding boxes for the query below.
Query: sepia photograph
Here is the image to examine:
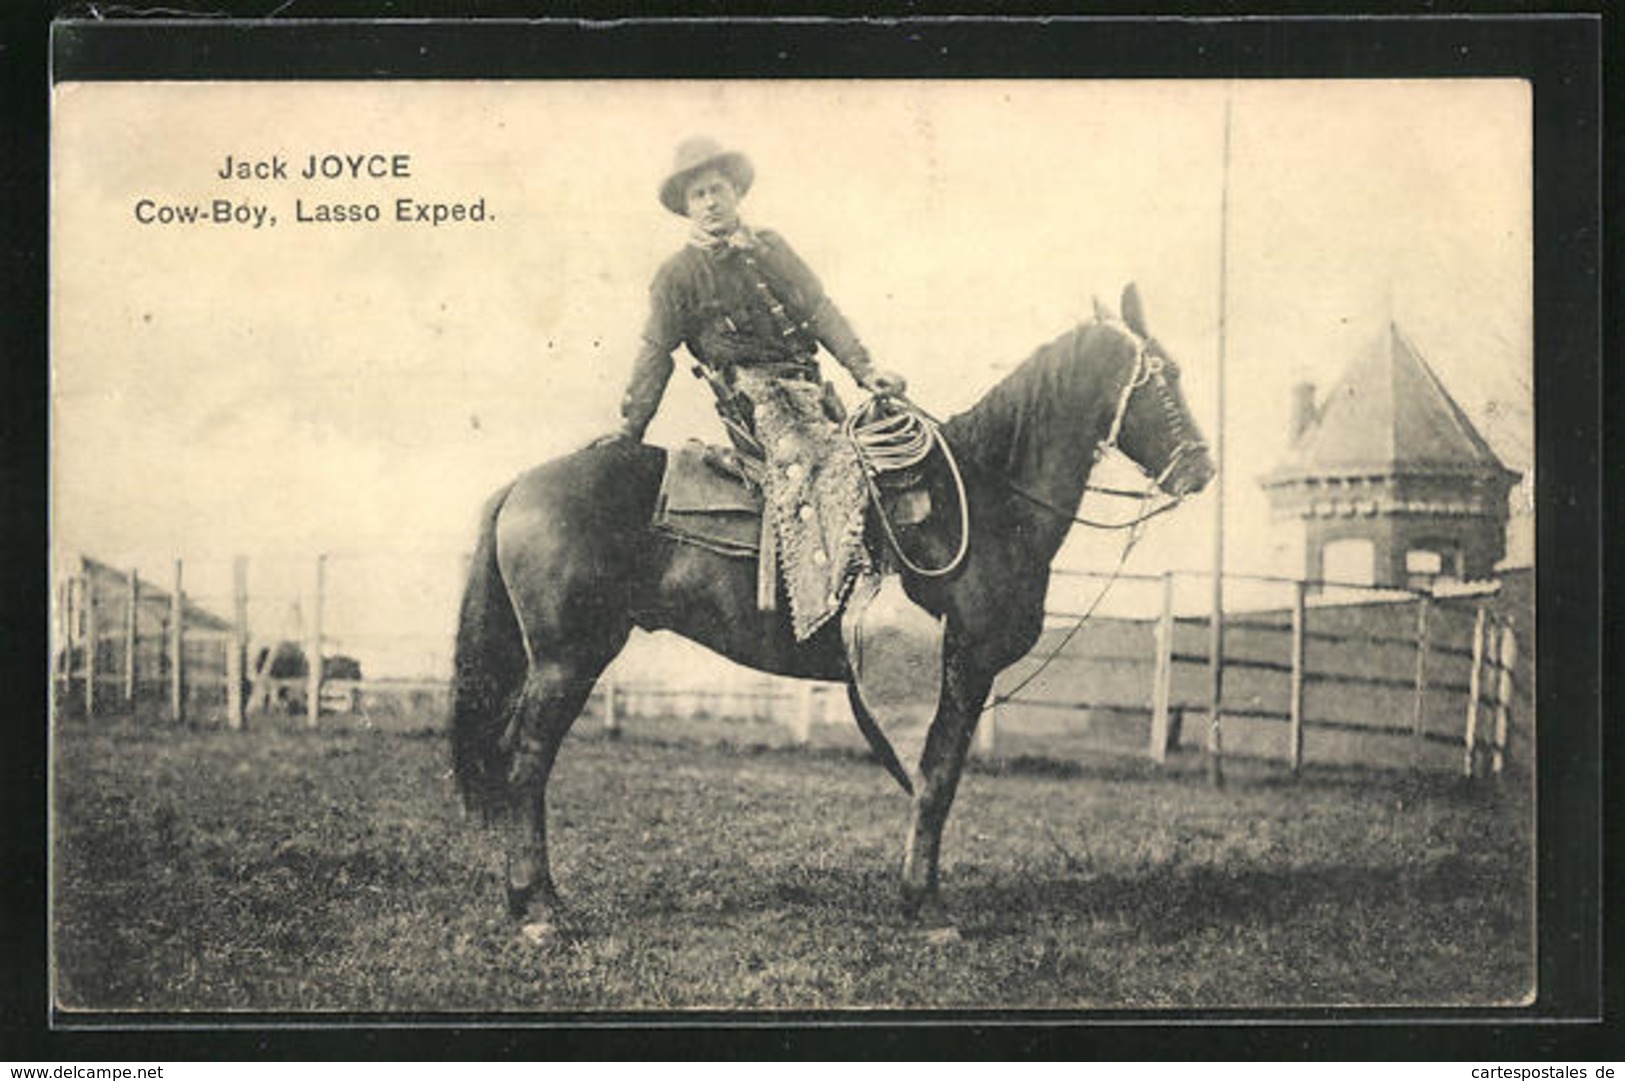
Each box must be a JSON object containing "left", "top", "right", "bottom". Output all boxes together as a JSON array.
[{"left": 43, "top": 19, "right": 1586, "bottom": 1025}]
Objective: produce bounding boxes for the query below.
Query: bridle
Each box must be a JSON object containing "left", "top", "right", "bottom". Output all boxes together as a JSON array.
[
  {"left": 992, "top": 316, "right": 1207, "bottom": 532},
  {"left": 982, "top": 317, "right": 1209, "bottom": 712},
  {"left": 861, "top": 317, "right": 1208, "bottom": 545},
  {"left": 1089, "top": 317, "right": 1209, "bottom": 516}
]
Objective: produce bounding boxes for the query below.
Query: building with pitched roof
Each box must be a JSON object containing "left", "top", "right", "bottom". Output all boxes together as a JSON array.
[{"left": 1259, "top": 323, "right": 1521, "bottom": 591}]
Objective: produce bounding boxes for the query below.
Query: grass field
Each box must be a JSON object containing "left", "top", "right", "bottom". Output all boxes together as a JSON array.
[{"left": 52, "top": 710, "right": 1534, "bottom": 1013}]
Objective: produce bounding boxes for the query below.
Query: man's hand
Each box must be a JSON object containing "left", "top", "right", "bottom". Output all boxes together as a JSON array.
[{"left": 864, "top": 369, "right": 909, "bottom": 396}]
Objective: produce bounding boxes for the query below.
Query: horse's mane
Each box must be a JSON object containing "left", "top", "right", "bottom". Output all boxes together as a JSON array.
[{"left": 942, "top": 320, "right": 1124, "bottom": 480}]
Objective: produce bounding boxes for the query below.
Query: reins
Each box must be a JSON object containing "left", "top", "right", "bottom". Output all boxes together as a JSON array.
[
  {"left": 983, "top": 514, "right": 1149, "bottom": 713},
  {"left": 1003, "top": 465, "right": 1185, "bottom": 531}
]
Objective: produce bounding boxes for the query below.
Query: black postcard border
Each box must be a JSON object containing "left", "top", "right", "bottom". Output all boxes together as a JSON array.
[{"left": 8, "top": 7, "right": 1612, "bottom": 1061}]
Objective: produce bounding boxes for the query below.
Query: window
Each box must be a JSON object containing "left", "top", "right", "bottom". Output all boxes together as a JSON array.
[
  {"left": 1406, "top": 550, "right": 1443, "bottom": 575},
  {"left": 1406, "top": 544, "right": 1462, "bottom": 591}
]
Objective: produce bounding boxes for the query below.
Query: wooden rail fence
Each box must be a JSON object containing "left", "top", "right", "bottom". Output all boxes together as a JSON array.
[
  {"left": 988, "top": 568, "right": 1527, "bottom": 777},
  {"left": 55, "top": 553, "right": 1527, "bottom": 778}
]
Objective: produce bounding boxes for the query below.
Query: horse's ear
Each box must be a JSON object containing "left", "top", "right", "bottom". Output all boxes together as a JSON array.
[
  {"left": 1091, "top": 295, "right": 1114, "bottom": 323},
  {"left": 1121, "top": 282, "right": 1149, "bottom": 338}
]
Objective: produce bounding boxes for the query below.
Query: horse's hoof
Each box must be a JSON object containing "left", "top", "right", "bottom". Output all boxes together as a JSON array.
[
  {"left": 900, "top": 885, "right": 943, "bottom": 922},
  {"left": 922, "top": 925, "right": 962, "bottom": 946}
]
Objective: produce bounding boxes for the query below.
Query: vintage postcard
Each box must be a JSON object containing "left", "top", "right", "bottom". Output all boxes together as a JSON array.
[{"left": 45, "top": 20, "right": 1585, "bottom": 1024}]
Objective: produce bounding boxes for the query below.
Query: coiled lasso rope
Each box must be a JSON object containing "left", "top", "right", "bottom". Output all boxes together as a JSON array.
[{"left": 842, "top": 395, "right": 970, "bottom": 578}]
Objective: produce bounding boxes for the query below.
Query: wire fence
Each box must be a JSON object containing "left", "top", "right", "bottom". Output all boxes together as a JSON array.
[{"left": 51, "top": 549, "right": 468, "bottom": 728}]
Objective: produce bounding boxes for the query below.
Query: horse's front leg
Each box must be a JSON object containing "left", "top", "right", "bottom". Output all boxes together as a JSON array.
[{"left": 899, "top": 659, "right": 993, "bottom": 923}]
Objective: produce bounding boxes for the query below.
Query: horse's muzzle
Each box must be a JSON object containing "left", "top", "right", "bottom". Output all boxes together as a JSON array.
[{"left": 1160, "top": 444, "right": 1216, "bottom": 498}]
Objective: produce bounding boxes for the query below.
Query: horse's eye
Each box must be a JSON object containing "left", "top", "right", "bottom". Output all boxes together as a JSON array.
[{"left": 1145, "top": 356, "right": 1166, "bottom": 376}]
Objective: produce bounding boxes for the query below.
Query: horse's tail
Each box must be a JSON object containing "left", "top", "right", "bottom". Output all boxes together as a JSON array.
[{"left": 450, "top": 482, "right": 527, "bottom": 821}]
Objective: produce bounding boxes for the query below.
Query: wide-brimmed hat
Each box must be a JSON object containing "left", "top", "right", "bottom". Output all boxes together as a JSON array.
[{"left": 659, "top": 136, "right": 754, "bottom": 216}]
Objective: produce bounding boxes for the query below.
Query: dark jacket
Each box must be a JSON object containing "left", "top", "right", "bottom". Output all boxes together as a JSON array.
[{"left": 619, "top": 229, "right": 874, "bottom": 436}]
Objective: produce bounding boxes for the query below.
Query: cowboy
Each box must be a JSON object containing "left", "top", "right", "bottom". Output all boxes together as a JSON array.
[
  {"left": 602, "top": 136, "right": 911, "bottom": 640},
  {"left": 608, "top": 136, "right": 908, "bottom": 449}
]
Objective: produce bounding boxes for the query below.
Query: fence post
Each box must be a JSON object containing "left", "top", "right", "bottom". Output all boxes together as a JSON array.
[
  {"left": 792, "top": 681, "right": 814, "bottom": 746},
  {"left": 307, "top": 552, "right": 325, "bottom": 730},
  {"left": 1493, "top": 620, "right": 1517, "bottom": 776},
  {"left": 977, "top": 697, "right": 999, "bottom": 757},
  {"left": 53, "top": 579, "right": 67, "bottom": 688},
  {"left": 123, "top": 568, "right": 139, "bottom": 708},
  {"left": 603, "top": 669, "right": 621, "bottom": 738},
  {"left": 55, "top": 578, "right": 70, "bottom": 684},
  {"left": 1289, "top": 577, "right": 1307, "bottom": 776},
  {"left": 69, "top": 575, "right": 89, "bottom": 711},
  {"left": 1462, "top": 606, "right": 1487, "bottom": 778},
  {"left": 67, "top": 576, "right": 82, "bottom": 700},
  {"left": 1410, "top": 593, "right": 1432, "bottom": 767},
  {"left": 1148, "top": 570, "right": 1175, "bottom": 763},
  {"left": 169, "top": 559, "right": 185, "bottom": 724},
  {"left": 82, "top": 559, "right": 98, "bottom": 719},
  {"left": 228, "top": 555, "right": 248, "bottom": 731}
]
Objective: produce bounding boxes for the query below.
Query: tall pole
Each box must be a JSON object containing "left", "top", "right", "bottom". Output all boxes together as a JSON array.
[{"left": 1207, "top": 86, "right": 1234, "bottom": 788}]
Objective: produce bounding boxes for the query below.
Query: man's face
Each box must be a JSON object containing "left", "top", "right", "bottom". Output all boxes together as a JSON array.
[{"left": 683, "top": 168, "right": 741, "bottom": 236}]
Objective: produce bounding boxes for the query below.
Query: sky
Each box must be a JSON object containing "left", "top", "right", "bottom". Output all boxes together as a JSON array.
[{"left": 51, "top": 79, "right": 1532, "bottom": 677}]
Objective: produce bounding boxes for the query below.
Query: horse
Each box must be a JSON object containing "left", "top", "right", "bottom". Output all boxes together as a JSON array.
[{"left": 450, "top": 284, "right": 1214, "bottom": 938}]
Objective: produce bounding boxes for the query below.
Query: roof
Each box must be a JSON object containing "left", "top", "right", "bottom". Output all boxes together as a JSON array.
[
  {"left": 78, "top": 555, "right": 235, "bottom": 634},
  {"left": 1268, "top": 323, "right": 1517, "bottom": 482}
]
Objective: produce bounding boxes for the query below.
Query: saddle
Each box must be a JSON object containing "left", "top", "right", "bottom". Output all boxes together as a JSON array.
[
  {"left": 651, "top": 441, "right": 766, "bottom": 560},
  {"left": 651, "top": 422, "right": 946, "bottom": 579}
]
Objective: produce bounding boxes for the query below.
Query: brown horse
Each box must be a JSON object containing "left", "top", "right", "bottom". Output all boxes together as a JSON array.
[{"left": 451, "top": 285, "right": 1214, "bottom": 937}]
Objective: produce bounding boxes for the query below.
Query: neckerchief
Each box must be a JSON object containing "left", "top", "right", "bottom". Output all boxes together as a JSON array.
[{"left": 689, "top": 221, "right": 760, "bottom": 254}]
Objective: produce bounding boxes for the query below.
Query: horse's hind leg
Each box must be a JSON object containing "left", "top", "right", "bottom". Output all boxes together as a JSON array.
[{"left": 503, "top": 647, "right": 622, "bottom": 935}]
